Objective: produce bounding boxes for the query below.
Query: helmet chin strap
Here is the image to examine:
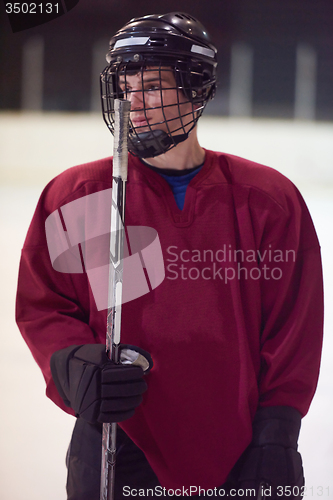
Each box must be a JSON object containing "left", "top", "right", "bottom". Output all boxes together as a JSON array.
[{"left": 128, "top": 129, "right": 189, "bottom": 158}]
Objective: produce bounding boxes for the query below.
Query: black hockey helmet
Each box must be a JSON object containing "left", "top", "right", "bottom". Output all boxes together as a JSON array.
[{"left": 100, "top": 12, "right": 217, "bottom": 158}]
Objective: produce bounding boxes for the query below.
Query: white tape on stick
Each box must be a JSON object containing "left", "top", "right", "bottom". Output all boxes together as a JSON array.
[{"left": 112, "top": 99, "right": 131, "bottom": 179}]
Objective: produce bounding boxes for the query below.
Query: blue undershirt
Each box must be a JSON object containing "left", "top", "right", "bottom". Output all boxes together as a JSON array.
[{"left": 142, "top": 162, "right": 204, "bottom": 210}]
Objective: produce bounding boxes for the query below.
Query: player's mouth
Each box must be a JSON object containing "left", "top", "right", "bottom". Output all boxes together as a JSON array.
[{"left": 131, "top": 116, "right": 150, "bottom": 128}]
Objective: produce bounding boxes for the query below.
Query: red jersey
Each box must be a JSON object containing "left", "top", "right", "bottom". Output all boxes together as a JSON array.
[{"left": 16, "top": 149, "right": 324, "bottom": 490}]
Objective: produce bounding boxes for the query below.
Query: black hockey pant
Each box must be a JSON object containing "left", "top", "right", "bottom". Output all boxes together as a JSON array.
[{"left": 66, "top": 418, "right": 244, "bottom": 500}]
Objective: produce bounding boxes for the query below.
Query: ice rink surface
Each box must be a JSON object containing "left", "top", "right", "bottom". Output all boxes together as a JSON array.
[{"left": 0, "top": 113, "right": 332, "bottom": 499}]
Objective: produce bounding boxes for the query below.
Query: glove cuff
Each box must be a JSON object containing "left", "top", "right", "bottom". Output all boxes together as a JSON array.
[
  {"left": 50, "top": 345, "right": 82, "bottom": 407},
  {"left": 252, "top": 406, "right": 302, "bottom": 449}
]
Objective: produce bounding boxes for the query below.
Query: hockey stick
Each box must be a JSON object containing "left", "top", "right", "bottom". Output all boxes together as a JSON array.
[{"left": 100, "top": 98, "right": 131, "bottom": 500}]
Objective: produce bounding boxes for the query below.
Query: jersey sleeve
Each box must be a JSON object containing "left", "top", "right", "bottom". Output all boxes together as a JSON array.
[
  {"left": 255, "top": 185, "right": 324, "bottom": 417},
  {"left": 15, "top": 180, "right": 104, "bottom": 414}
]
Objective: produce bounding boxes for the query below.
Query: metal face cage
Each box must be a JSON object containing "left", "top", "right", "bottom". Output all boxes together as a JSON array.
[{"left": 100, "top": 59, "right": 215, "bottom": 158}]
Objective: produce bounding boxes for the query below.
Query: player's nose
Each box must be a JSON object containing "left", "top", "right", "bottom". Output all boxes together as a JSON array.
[{"left": 127, "top": 89, "right": 144, "bottom": 110}]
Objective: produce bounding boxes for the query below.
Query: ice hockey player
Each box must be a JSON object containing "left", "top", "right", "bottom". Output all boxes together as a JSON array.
[{"left": 16, "top": 12, "right": 324, "bottom": 500}]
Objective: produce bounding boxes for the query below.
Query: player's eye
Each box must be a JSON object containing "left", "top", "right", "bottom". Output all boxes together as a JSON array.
[{"left": 144, "top": 84, "right": 161, "bottom": 92}]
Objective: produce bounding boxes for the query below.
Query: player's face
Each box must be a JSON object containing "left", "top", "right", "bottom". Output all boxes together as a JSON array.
[{"left": 118, "top": 67, "right": 194, "bottom": 137}]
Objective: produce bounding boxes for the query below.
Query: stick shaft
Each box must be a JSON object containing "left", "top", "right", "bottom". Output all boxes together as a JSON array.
[{"left": 100, "top": 99, "right": 131, "bottom": 500}]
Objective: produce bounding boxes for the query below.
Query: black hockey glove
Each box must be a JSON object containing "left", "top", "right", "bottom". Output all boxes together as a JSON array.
[
  {"left": 50, "top": 344, "right": 153, "bottom": 424},
  {"left": 237, "top": 406, "right": 304, "bottom": 500}
]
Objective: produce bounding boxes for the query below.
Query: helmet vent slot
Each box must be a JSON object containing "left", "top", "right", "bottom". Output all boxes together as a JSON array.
[
  {"left": 148, "top": 37, "right": 168, "bottom": 47},
  {"left": 175, "top": 13, "right": 196, "bottom": 21}
]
